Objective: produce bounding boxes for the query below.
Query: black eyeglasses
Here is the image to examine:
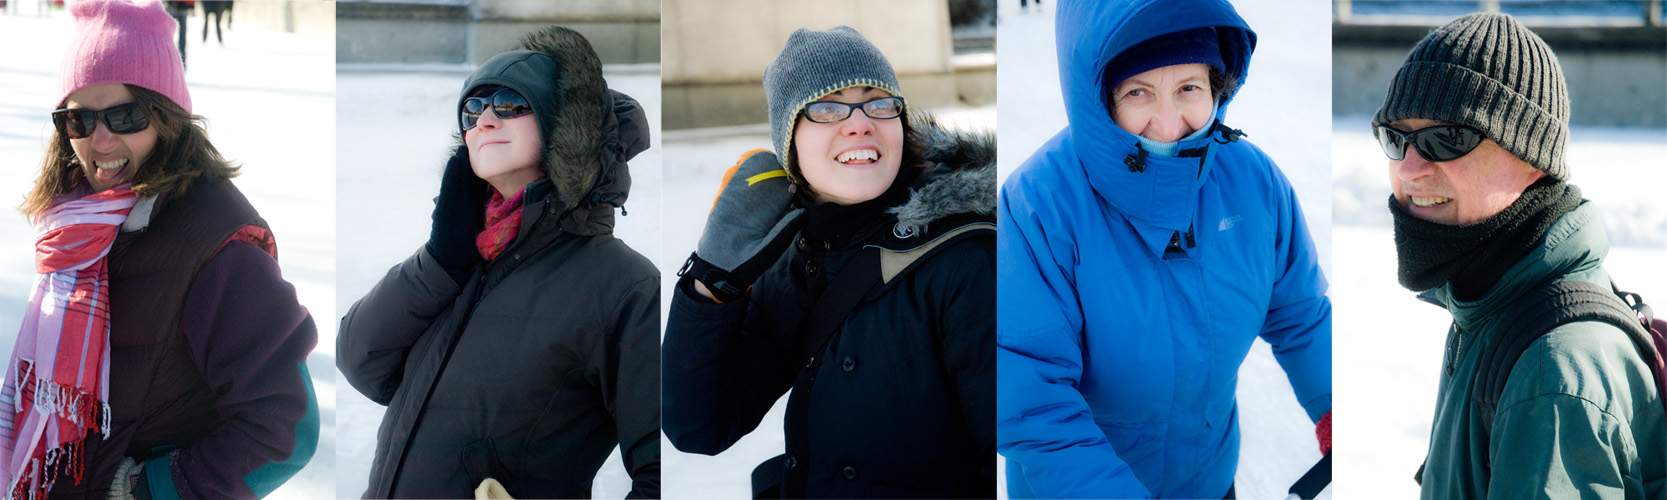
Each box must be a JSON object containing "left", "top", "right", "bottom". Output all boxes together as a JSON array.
[
  {"left": 460, "top": 87, "right": 533, "bottom": 131},
  {"left": 1376, "top": 124, "right": 1486, "bottom": 163},
  {"left": 51, "top": 102, "right": 149, "bottom": 139},
  {"left": 802, "top": 96, "right": 905, "bottom": 124}
]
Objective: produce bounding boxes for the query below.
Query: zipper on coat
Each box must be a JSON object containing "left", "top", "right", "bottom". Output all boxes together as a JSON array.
[
  {"left": 1445, "top": 322, "right": 1462, "bottom": 376},
  {"left": 385, "top": 205, "right": 552, "bottom": 494},
  {"left": 1124, "top": 144, "right": 1149, "bottom": 173},
  {"left": 1164, "top": 231, "right": 1186, "bottom": 259}
]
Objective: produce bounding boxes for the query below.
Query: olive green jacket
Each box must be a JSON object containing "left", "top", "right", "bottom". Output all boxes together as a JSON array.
[{"left": 1418, "top": 202, "right": 1666, "bottom": 500}]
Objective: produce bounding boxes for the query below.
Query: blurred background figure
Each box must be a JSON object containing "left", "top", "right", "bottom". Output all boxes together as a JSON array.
[
  {"left": 656, "top": 1, "right": 994, "bottom": 498},
  {"left": 0, "top": 1, "right": 335, "bottom": 499},
  {"left": 1331, "top": 1, "right": 1666, "bottom": 498},
  {"left": 164, "top": 0, "right": 189, "bottom": 68},
  {"left": 201, "top": 0, "right": 228, "bottom": 46},
  {"left": 334, "top": 0, "right": 660, "bottom": 498}
]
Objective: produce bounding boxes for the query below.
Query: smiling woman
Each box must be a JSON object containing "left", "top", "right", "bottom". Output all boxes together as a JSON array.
[
  {"left": 663, "top": 25, "right": 997, "bottom": 499},
  {"left": 6, "top": 1, "right": 319, "bottom": 499}
]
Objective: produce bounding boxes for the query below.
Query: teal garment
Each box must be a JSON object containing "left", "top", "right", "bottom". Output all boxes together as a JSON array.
[{"left": 1418, "top": 202, "right": 1666, "bottom": 499}]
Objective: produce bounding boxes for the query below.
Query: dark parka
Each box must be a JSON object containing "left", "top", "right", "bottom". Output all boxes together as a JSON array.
[
  {"left": 664, "top": 119, "right": 997, "bottom": 499},
  {"left": 337, "top": 30, "right": 660, "bottom": 499},
  {"left": 50, "top": 178, "right": 319, "bottom": 499}
]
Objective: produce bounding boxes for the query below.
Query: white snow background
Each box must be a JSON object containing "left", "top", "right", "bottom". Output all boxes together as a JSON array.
[
  {"left": 333, "top": 63, "right": 662, "bottom": 498},
  {"left": 996, "top": 0, "right": 1335, "bottom": 498},
  {"left": 0, "top": 8, "right": 336, "bottom": 500}
]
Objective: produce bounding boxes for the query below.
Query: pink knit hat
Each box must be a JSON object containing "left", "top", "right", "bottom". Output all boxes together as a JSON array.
[{"left": 58, "top": 0, "right": 190, "bottom": 113}]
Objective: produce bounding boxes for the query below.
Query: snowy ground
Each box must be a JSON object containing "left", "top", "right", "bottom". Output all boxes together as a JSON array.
[
  {"left": 996, "top": 0, "right": 1335, "bottom": 498},
  {"left": 333, "top": 66, "right": 662, "bottom": 499},
  {"left": 0, "top": 10, "right": 336, "bottom": 500},
  {"left": 1333, "top": 117, "right": 1667, "bottom": 499}
]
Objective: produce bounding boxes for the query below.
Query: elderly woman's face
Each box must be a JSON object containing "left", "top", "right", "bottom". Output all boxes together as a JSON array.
[
  {"left": 1109, "top": 63, "right": 1213, "bottom": 143},
  {"left": 65, "top": 82, "right": 157, "bottom": 193}
]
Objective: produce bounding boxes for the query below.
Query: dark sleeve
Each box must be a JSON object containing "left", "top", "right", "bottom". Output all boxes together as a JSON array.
[
  {"left": 935, "top": 239, "right": 998, "bottom": 487},
  {"left": 151, "top": 240, "right": 319, "bottom": 500},
  {"left": 593, "top": 275, "right": 662, "bottom": 499},
  {"left": 661, "top": 275, "right": 799, "bottom": 455},
  {"left": 337, "top": 247, "right": 464, "bottom": 405}
]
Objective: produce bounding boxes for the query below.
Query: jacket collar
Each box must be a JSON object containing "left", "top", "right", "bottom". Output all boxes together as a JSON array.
[
  {"left": 1422, "top": 201, "right": 1609, "bottom": 330},
  {"left": 1055, "top": 0, "right": 1256, "bottom": 258}
]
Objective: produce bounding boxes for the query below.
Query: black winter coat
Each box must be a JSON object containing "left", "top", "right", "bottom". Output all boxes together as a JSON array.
[
  {"left": 664, "top": 121, "right": 997, "bottom": 499},
  {"left": 337, "top": 87, "right": 659, "bottom": 497}
]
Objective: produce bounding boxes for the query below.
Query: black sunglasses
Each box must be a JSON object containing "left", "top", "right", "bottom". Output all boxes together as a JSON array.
[
  {"left": 51, "top": 102, "right": 150, "bottom": 139},
  {"left": 1376, "top": 124, "right": 1486, "bottom": 163},
  {"left": 460, "top": 87, "right": 533, "bottom": 131},
  {"left": 802, "top": 96, "right": 905, "bottom": 124}
]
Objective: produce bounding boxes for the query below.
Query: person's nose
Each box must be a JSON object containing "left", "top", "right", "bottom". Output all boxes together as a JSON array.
[
  {"left": 840, "top": 108, "right": 876, "bottom": 137},
  {"left": 1148, "top": 98, "right": 1188, "bottom": 142},
  {"left": 88, "top": 120, "right": 119, "bottom": 151},
  {"left": 1394, "top": 143, "right": 1436, "bottom": 182},
  {"left": 476, "top": 109, "right": 503, "bottom": 130}
]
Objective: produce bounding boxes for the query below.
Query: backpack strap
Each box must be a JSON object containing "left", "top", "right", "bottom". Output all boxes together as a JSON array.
[
  {"left": 1416, "top": 280, "right": 1663, "bottom": 486},
  {"left": 878, "top": 222, "right": 996, "bottom": 284},
  {"left": 1474, "top": 281, "right": 1661, "bottom": 435},
  {"left": 794, "top": 223, "right": 996, "bottom": 366},
  {"left": 796, "top": 248, "right": 883, "bottom": 366}
]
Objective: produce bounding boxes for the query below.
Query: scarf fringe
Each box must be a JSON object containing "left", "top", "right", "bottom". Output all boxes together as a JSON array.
[
  {"left": 29, "top": 379, "right": 107, "bottom": 434},
  {"left": 5, "top": 439, "right": 86, "bottom": 500}
]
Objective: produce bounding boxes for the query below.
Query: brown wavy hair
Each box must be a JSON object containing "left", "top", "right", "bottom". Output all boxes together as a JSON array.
[{"left": 20, "top": 84, "right": 238, "bottom": 216}]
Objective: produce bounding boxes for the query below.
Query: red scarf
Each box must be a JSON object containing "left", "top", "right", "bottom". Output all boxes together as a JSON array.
[
  {"left": 475, "top": 188, "right": 526, "bottom": 261},
  {"left": 2, "top": 186, "right": 136, "bottom": 499}
]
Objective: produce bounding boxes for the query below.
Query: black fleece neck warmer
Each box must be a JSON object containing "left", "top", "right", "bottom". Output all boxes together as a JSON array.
[
  {"left": 1389, "top": 178, "right": 1581, "bottom": 300},
  {"left": 800, "top": 165, "right": 921, "bottom": 250}
]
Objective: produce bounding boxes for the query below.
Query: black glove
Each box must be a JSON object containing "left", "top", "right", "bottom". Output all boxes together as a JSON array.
[
  {"left": 426, "top": 146, "right": 490, "bottom": 285},
  {"left": 679, "top": 150, "right": 803, "bottom": 303}
]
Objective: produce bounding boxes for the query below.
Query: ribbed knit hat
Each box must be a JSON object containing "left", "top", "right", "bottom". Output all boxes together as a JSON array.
[
  {"left": 58, "top": 0, "right": 191, "bottom": 113},
  {"left": 1105, "top": 27, "right": 1226, "bottom": 93},
  {"left": 763, "top": 25, "right": 903, "bottom": 178},
  {"left": 1373, "top": 12, "right": 1568, "bottom": 180}
]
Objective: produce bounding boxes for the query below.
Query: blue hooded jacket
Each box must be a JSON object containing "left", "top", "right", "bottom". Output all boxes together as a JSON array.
[{"left": 995, "top": 0, "right": 1332, "bottom": 497}]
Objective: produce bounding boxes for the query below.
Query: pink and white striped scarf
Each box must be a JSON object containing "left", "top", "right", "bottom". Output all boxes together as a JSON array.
[{"left": 0, "top": 186, "right": 136, "bottom": 500}]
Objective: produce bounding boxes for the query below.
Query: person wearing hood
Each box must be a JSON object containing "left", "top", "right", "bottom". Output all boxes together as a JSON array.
[
  {"left": 996, "top": 0, "right": 1331, "bottom": 498},
  {"left": 1374, "top": 13, "right": 1664, "bottom": 499},
  {"left": 336, "top": 26, "right": 660, "bottom": 499},
  {"left": 4, "top": 0, "right": 319, "bottom": 498},
  {"left": 662, "top": 26, "right": 997, "bottom": 498}
]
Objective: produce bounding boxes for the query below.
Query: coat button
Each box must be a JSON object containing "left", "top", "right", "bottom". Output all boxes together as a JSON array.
[
  {"left": 841, "top": 356, "right": 857, "bottom": 372},
  {"left": 842, "top": 466, "right": 857, "bottom": 480},
  {"left": 784, "top": 455, "right": 797, "bottom": 470},
  {"left": 804, "top": 261, "right": 819, "bottom": 276},
  {"left": 796, "top": 237, "right": 807, "bottom": 250},
  {"left": 512, "top": 253, "right": 521, "bottom": 260}
]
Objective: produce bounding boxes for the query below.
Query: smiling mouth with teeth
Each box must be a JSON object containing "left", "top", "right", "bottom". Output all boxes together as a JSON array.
[
  {"left": 836, "top": 149, "right": 879, "bottom": 164},
  {"left": 1410, "top": 196, "right": 1451, "bottom": 207},
  {"left": 94, "top": 159, "right": 129, "bottom": 170}
]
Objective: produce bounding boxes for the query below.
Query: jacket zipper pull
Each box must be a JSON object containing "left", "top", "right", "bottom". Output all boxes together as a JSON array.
[
  {"left": 1212, "top": 122, "right": 1247, "bottom": 144},
  {"left": 1445, "top": 323, "right": 1462, "bottom": 376},
  {"left": 1124, "top": 144, "right": 1149, "bottom": 173}
]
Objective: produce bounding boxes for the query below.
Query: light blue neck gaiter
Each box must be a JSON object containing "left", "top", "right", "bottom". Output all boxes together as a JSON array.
[{"left": 1135, "top": 100, "right": 1220, "bottom": 157}]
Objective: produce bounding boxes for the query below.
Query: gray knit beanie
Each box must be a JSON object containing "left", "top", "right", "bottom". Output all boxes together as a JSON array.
[
  {"left": 1372, "top": 12, "right": 1569, "bottom": 180},
  {"left": 764, "top": 25, "right": 904, "bottom": 178}
]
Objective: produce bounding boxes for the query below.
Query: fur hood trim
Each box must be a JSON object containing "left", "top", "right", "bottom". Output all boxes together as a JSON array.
[{"left": 888, "top": 116, "right": 996, "bottom": 238}]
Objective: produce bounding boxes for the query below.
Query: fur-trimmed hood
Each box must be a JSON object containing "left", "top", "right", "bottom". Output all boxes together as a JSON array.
[
  {"left": 885, "top": 115, "right": 997, "bottom": 241},
  {"left": 455, "top": 27, "right": 649, "bottom": 236}
]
